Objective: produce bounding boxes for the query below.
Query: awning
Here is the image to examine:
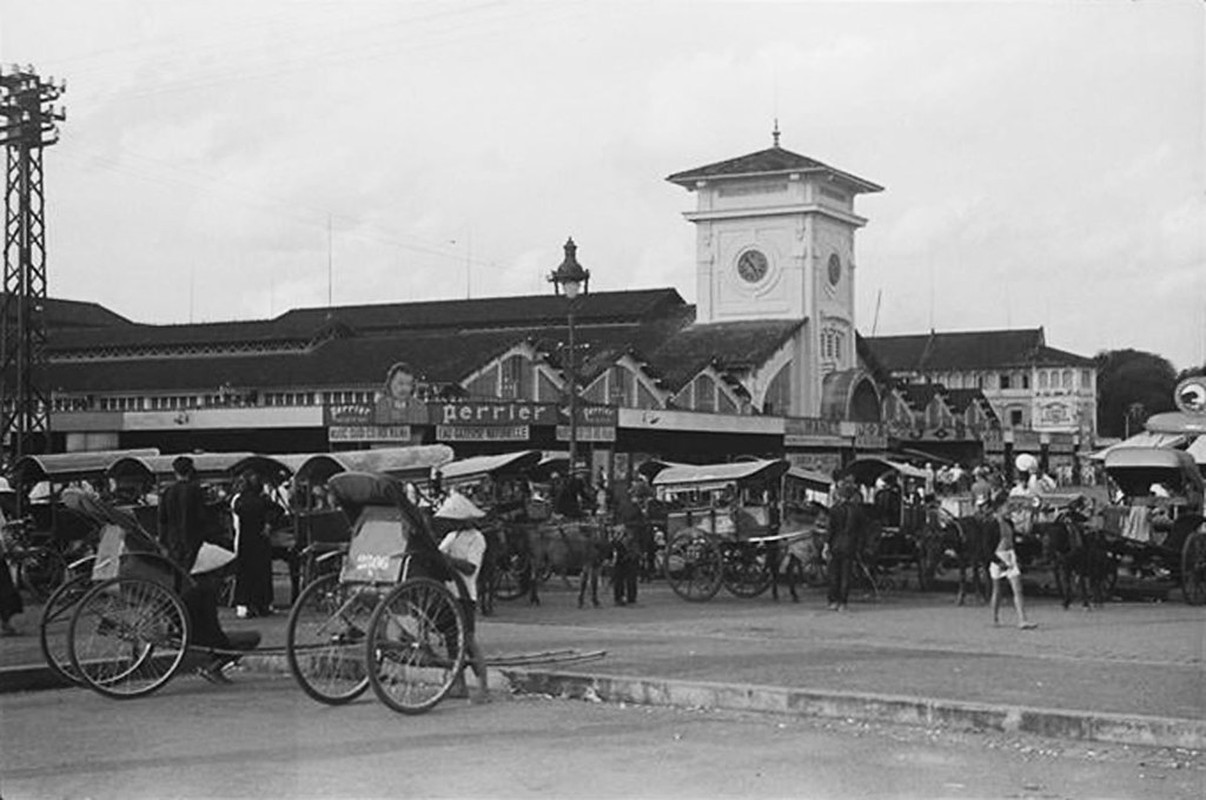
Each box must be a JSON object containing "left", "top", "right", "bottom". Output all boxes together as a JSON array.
[
  {"left": 785, "top": 466, "right": 833, "bottom": 490},
  {"left": 295, "top": 445, "right": 454, "bottom": 486},
  {"left": 1144, "top": 411, "right": 1206, "bottom": 436},
  {"left": 1187, "top": 435, "right": 1206, "bottom": 466},
  {"left": 1088, "top": 431, "right": 1188, "bottom": 461}
]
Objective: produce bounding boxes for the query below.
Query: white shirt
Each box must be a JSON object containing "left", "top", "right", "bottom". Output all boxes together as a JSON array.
[{"left": 439, "top": 528, "right": 486, "bottom": 603}]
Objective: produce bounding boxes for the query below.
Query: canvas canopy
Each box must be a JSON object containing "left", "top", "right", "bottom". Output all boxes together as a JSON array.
[
  {"left": 652, "top": 459, "right": 790, "bottom": 491},
  {"left": 439, "top": 450, "right": 542, "bottom": 484},
  {"left": 294, "top": 445, "right": 454, "bottom": 486},
  {"left": 9, "top": 448, "right": 160, "bottom": 487},
  {"left": 1088, "top": 431, "right": 1188, "bottom": 461},
  {"left": 838, "top": 457, "right": 928, "bottom": 487},
  {"left": 106, "top": 452, "right": 295, "bottom": 484}
]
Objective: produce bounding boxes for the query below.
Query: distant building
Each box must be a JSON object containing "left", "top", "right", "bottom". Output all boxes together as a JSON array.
[{"left": 865, "top": 328, "right": 1097, "bottom": 472}]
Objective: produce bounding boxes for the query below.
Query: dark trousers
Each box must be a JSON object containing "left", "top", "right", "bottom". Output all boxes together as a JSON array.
[
  {"left": 0, "top": 555, "right": 23, "bottom": 622},
  {"left": 827, "top": 551, "right": 854, "bottom": 606},
  {"left": 612, "top": 547, "right": 638, "bottom": 604}
]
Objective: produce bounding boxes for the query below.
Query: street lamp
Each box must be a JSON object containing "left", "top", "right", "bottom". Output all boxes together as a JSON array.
[{"left": 548, "top": 237, "right": 591, "bottom": 475}]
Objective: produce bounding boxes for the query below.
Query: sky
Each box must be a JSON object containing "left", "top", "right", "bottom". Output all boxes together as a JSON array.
[{"left": 1, "top": 0, "right": 1203, "bottom": 371}]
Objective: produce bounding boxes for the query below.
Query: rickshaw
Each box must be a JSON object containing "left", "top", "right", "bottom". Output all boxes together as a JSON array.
[
  {"left": 652, "top": 458, "right": 794, "bottom": 602},
  {"left": 1098, "top": 447, "right": 1206, "bottom": 604},
  {"left": 285, "top": 470, "right": 472, "bottom": 714},
  {"left": 287, "top": 445, "right": 455, "bottom": 592},
  {"left": 54, "top": 488, "right": 257, "bottom": 699},
  {"left": 4, "top": 449, "right": 160, "bottom": 601},
  {"left": 435, "top": 450, "right": 544, "bottom": 611}
]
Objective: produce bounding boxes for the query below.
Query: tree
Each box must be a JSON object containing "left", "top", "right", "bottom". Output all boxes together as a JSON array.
[{"left": 1095, "top": 349, "right": 1178, "bottom": 438}]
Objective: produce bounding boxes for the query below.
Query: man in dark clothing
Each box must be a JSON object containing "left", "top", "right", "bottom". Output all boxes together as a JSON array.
[
  {"left": 158, "top": 456, "right": 260, "bottom": 684},
  {"left": 826, "top": 476, "right": 869, "bottom": 611}
]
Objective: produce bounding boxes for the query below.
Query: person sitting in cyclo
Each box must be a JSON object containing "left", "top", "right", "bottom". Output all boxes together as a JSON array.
[
  {"left": 158, "top": 455, "right": 260, "bottom": 685},
  {"left": 434, "top": 491, "right": 490, "bottom": 704}
]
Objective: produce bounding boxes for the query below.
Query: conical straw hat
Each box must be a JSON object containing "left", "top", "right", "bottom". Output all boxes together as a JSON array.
[{"left": 434, "top": 491, "right": 485, "bottom": 520}]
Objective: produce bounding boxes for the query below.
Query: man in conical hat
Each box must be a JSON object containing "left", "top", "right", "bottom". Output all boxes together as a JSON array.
[{"left": 435, "top": 491, "right": 490, "bottom": 703}]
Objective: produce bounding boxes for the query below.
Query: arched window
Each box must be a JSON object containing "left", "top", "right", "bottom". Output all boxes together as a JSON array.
[
  {"left": 763, "top": 363, "right": 791, "bottom": 415},
  {"left": 693, "top": 374, "right": 716, "bottom": 411},
  {"left": 500, "top": 355, "right": 532, "bottom": 399}
]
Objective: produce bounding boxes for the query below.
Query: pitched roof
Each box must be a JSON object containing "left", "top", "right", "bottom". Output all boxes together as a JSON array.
[
  {"left": 864, "top": 328, "right": 1090, "bottom": 372},
  {"left": 646, "top": 319, "right": 803, "bottom": 391},
  {"left": 2, "top": 294, "right": 134, "bottom": 331},
  {"left": 666, "top": 146, "right": 883, "bottom": 194}
]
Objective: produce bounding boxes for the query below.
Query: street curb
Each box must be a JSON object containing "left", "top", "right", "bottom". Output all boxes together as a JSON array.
[
  {"left": 8, "top": 657, "right": 1204, "bottom": 751},
  {"left": 495, "top": 669, "right": 1206, "bottom": 751}
]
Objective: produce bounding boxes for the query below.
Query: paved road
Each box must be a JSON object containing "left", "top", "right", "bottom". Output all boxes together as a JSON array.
[{"left": 4, "top": 578, "right": 1204, "bottom": 748}]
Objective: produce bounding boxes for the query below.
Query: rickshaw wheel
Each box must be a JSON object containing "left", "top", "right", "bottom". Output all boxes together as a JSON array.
[
  {"left": 39, "top": 568, "right": 95, "bottom": 686},
  {"left": 67, "top": 577, "right": 190, "bottom": 699},
  {"left": 1181, "top": 527, "right": 1206, "bottom": 606},
  {"left": 365, "top": 577, "right": 467, "bottom": 715},
  {"left": 720, "top": 542, "right": 773, "bottom": 598},
  {"left": 18, "top": 546, "right": 67, "bottom": 602},
  {"left": 664, "top": 530, "right": 723, "bottom": 602},
  {"left": 286, "top": 573, "right": 377, "bottom": 705}
]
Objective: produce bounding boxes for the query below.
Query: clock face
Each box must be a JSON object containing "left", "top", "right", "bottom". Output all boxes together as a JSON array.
[
  {"left": 736, "top": 249, "right": 769, "bottom": 283},
  {"left": 827, "top": 253, "right": 842, "bottom": 286}
]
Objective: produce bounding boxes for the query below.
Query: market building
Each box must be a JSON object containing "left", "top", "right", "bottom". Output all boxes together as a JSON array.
[{"left": 7, "top": 136, "right": 1038, "bottom": 479}]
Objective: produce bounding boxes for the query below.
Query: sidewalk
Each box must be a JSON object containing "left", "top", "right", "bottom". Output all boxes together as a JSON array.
[{"left": 4, "top": 582, "right": 1204, "bottom": 749}]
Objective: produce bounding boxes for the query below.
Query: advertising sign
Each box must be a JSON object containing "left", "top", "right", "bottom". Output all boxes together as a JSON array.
[
  {"left": 324, "top": 403, "right": 375, "bottom": 426},
  {"left": 436, "top": 425, "right": 531, "bottom": 441},
  {"left": 785, "top": 417, "right": 844, "bottom": 446},
  {"left": 556, "top": 425, "right": 616, "bottom": 442},
  {"left": 328, "top": 425, "right": 412, "bottom": 443},
  {"left": 431, "top": 401, "right": 556, "bottom": 427}
]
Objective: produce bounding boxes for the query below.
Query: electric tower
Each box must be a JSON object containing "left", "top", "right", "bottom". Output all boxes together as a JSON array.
[{"left": 0, "top": 65, "right": 65, "bottom": 464}]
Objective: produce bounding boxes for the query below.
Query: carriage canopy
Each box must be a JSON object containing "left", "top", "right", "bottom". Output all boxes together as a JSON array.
[
  {"left": 652, "top": 459, "right": 790, "bottom": 492},
  {"left": 439, "top": 450, "right": 543, "bottom": 485},
  {"left": 106, "top": 452, "right": 295, "bottom": 486},
  {"left": 294, "top": 445, "right": 454, "bottom": 487},
  {"left": 837, "top": 457, "right": 928, "bottom": 487},
  {"left": 327, "top": 471, "right": 445, "bottom": 584},
  {"left": 1103, "top": 447, "right": 1205, "bottom": 498},
  {"left": 9, "top": 448, "right": 161, "bottom": 488}
]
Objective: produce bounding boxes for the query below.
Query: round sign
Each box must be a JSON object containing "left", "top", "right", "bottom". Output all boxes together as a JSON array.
[{"left": 1174, "top": 377, "right": 1206, "bottom": 415}]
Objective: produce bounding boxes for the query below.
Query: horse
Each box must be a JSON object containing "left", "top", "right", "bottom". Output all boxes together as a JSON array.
[
  {"left": 933, "top": 512, "right": 999, "bottom": 606},
  {"left": 775, "top": 502, "right": 830, "bottom": 601},
  {"left": 509, "top": 516, "right": 611, "bottom": 608},
  {"left": 1035, "top": 506, "right": 1114, "bottom": 609}
]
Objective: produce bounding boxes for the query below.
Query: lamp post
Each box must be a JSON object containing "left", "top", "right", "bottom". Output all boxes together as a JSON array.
[{"left": 548, "top": 237, "right": 591, "bottom": 474}]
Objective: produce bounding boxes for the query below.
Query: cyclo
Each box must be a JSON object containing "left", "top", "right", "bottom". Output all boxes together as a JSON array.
[
  {"left": 285, "top": 470, "right": 481, "bottom": 714},
  {"left": 653, "top": 458, "right": 800, "bottom": 602}
]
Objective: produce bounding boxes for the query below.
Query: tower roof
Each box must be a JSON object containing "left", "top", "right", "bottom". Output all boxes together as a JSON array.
[{"left": 666, "top": 145, "right": 883, "bottom": 194}]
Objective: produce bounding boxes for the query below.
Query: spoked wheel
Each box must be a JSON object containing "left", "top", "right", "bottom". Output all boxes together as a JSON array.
[
  {"left": 720, "top": 542, "right": 773, "bottom": 598},
  {"left": 19, "top": 546, "right": 67, "bottom": 602},
  {"left": 492, "top": 549, "right": 530, "bottom": 602},
  {"left": 286, "top": 573, "right": 379, "bottom": 705},
  {"left": 39, "top": 570, "right": 94, "bottom": 685},
  {"left": 366, "top": 577, "right": 467, "bottom": 715},
  {"left": 68, "top": 577, "right": 190, "bottom": 699},
  {"left": 1181, "top": 527, "right": 1206, "bottom": 606},
  {"left": 663, "top": 530, "right": 723, "bottom": 602}
]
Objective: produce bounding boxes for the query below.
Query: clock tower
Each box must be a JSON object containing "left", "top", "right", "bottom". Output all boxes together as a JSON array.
[{"left": 667, "top": 131, "right": 882, "bottom": 416}]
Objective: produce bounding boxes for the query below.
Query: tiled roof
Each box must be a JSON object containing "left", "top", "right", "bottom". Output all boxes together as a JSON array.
[
  {"left": 646, "top": 319, "right": 803, "bottom": 391},
  {"left": 865, "top": 328, "right": 1096, "bottom": 372},
  {"left": 666, "top": 146, "right": 883, "bottom": 193},
  {"left": 898, "top": 382, "right": 945, "bottom": 412},
  {"left": 2, "top": 295, "right": 134, "bottom": 330}
]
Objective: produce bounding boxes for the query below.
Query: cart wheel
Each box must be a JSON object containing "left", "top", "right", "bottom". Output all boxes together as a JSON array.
[
  {"left": 1180, "top": 527, "right": 1206, "bottom": 606},
  {"left": 664, "top": 530, "right": 723, "bottom": 602},
  {"left": 366, "top": 577, "right": 467, "bottom": 715},
  {"left": 286, "top": 573, "right": 378, "bottom": 705},
  {"left": 67, "top": 577, "right": 190, "bottom": 699},
  {"left": 18, "top": 546, "right": 67, "bottom": 602},
  {"left": 38, "top": 570, "right": 94, "bottom": 685},
  {"left": 720, "top": 542, "right": 773, "bottom": 598},
  {"left": 492, "top": 550, "right": 530, "bottom": 602}
]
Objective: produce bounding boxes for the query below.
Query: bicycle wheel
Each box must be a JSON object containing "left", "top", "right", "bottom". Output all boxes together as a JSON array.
[
  {"left": 365, "top": 577, "right": 467, "bottom": 715},
  {"left": 286, "top": 573, "right": 378, "bottom": 705},
  {"left": 68, "top": 577, "right": 190, "bottom": 699},
  {"left": 38, "top": 570, "right": 94, "bottom": 685},
  {"left": 663, "top": 530, "right": 723, "bottom": 602},
  {"left": 19, "top": 547, "right": 67, "bottom": 602},
  {"left": 492, "top": 549, "right": 530, "bottom": 601},
  {"left": 720, "top": 542, "right": 773, "bottom": 598}
]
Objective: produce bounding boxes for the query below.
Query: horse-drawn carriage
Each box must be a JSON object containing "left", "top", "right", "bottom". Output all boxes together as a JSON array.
[
  {"left": 652, "top": 458, "right": 821, "bottom": 602},
  {"left": 834, "top": 456, "right": 931, "bottom": 594},
  {"left": 1095, "top": 447, "right": 1206, "bottom": 605}
]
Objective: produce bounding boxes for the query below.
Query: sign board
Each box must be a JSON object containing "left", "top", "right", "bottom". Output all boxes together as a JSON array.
[
  {"left": 324, "top": 404, "right": 375, "bottom": 426},
  {"left": 784, "top": 417, "right": 845, "bottom": 446},
  {"left": 436, "top": 424, "right": 530, "bottom": 442},
  {"left": 852, "top": 422, "right": 887, "bottom": 450},
  {"left": 431, "top": 401, "right": 556, "bottom": 427},
  {"left": 556, "top": 425, "right": 617, "bottom": 443},
  {"left": 328, "top": 425, "right": 412, "bottom": 443}
]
